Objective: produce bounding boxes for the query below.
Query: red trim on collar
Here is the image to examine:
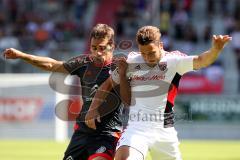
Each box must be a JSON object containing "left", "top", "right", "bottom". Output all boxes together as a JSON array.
[{"left": 88, "top": 153, "right": 113, "bottom": 160}]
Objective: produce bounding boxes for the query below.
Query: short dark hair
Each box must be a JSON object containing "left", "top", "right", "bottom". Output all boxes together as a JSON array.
[
  {"left": 136, "top": 26, "right": 161, "bottom": 45},
  {"left": 90, "top": 24, "right": 114, "bottom": 45}
]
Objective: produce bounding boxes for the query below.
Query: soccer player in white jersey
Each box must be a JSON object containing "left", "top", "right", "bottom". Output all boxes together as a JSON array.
[{"left": 85, "top": 26, "right": 231, "bottom": 160}]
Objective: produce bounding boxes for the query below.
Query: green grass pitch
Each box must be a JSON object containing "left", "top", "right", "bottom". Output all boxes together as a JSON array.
[{"left": 0, "top": 140, "right": 240, "bottom": 160}]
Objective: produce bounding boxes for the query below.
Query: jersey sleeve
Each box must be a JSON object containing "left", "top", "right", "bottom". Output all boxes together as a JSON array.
[
  {"left": 63, "top": 55, "right": 87, "bottom": 75},
  {"left": 175, "top": 54, "right": 196, "bottom": 75}
]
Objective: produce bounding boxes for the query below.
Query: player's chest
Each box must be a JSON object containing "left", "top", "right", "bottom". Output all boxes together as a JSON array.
[
  {"left": 81, "top": 66, "right": 111, "bottom": 85},
  {"left": 129, "top": 62, "right": 176, "bottom": 86}
]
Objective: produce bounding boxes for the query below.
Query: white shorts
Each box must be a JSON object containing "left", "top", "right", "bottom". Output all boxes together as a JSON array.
[{"left": 116, "top": 122, "right": 182, "bottom": 160}]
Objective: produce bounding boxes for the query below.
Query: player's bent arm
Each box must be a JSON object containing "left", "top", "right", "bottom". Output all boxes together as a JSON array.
[
  {"left": 85, "top": 77, "right": 116, "bottom": 128},
  {"left": 3, "top": 48, "right": 68, "bottom": 73},
  {"left": 119, "top": 75, "right": 131, "bottom": 107},
  {"left": 88, "top": 74, "right": 131, "bottom": 113},
  {"left": 193, "top": 35, "right": 231, "bottom": 70},
  {"left": 89, "top": 77, "right": 116, "bottom": 111}
]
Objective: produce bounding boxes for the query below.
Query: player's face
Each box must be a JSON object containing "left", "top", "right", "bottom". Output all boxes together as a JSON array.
[
  {"left": 90, "top": 38, "right": 113, "bottom": 62},
  {"left": 139, "top": 42, "right": 163, "bottom": 67}
]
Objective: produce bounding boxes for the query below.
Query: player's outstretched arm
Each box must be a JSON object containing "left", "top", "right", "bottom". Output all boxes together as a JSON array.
[
  {"left": 193, "top": 35, "right": 232, "bottom": 70},
  {"left": 3, "top": 48, "right": 68, "bottom": 73}
]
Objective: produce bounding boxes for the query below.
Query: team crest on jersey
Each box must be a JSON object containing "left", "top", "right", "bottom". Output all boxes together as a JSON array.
[
  {"left": 96, "top": 146, "right": 106, "bottom": 153},
  {"left": 158, "top": 62, "right": 167, "bottom": 71},
  {"left": 134, "top": 65, "right": 141, "bottom": 70}
]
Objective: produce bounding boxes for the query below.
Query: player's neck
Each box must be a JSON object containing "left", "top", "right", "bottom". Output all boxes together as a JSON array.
[
  {"left": 146, "top": 63, "right": 157, "bottom": 67},
  {"left": 92, "top": 54, "right": 113, "bottom": 66},
  {"left": 103, "top": 53, "right": 113, "bottom": 65},
  {"left": 146, "top": 50, "right": 165, "bottom": 68}
]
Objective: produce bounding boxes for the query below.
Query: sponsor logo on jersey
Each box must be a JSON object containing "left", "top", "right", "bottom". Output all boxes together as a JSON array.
[{"left": 131, "top": 74, "right": 165, "bottom": 81}]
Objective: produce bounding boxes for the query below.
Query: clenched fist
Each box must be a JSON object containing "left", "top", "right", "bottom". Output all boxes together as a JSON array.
[
  {"left": 3, "top": 48, "right": 25, "bottom": 59},
  {"left": 115, "top": 57, "right": 128, "bottom": 76}
]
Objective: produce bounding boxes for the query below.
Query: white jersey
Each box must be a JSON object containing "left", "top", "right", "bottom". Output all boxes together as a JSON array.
[{"left": 112, "top": 51, "right": 195, "bottom": 128}]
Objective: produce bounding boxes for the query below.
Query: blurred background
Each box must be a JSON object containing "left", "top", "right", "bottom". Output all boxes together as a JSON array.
[{"left": 0, "top": 0, "right": 240, "bottom": 160}]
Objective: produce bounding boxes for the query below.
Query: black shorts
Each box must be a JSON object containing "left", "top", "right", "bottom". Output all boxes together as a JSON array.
[{"left": 63, "top": 131, "right": 119, "bottom": 160}]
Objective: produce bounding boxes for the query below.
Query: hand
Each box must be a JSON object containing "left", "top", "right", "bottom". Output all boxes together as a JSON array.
[
  {"left": 3, "top": 48, "right": 25, "bottom": 59},
  {"left": 116, "top": 57, "right": 128, "bottom": 76},
  {"left": 212, "top": 35, "right": 232, "bottom": 51},
  {"left": 85, "top": 108, "right": 101, "bottom": 130}
]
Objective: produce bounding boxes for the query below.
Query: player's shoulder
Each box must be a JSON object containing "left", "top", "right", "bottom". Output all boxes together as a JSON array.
[
  {"left": 162, "top": 50, "right": 188, "bottom": 62},
  {"left": 172, "top": 50, "right": 188, "bottom": 57},
  {"left": 74, "top": 54, "right": 92, "bottom": 61},
  {"left": 127, "top": 51, "right": 141, "bottom": 59},
  {"left": 161, "top": 51, "right": 190, "bottom": 66},
  {"left": 164, "top": 50, "right": 187, "bottom": 57},
  {"left": 67, "top": 54, "right": 92, "bottom": 64},
  {"left": 127, "top": 51, "right": 144, "bottom": 63}
]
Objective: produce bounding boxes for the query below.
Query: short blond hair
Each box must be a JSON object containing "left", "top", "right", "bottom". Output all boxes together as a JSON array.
[
  {"left": 90, "top": 23, "right": 114, "bottom": 45},
  {"left": 136, "top": 26, "right": 161, "bottom": 45}
]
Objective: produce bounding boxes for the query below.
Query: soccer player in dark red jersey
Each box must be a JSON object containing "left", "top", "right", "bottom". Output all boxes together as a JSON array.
[{"left": 3, "top": 24, "right": 130, "bottom": 160}]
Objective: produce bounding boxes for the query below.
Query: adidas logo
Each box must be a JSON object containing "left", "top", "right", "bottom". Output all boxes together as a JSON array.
[{"left": 135, "top": 65, "right": 141, "bottom": 70}]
